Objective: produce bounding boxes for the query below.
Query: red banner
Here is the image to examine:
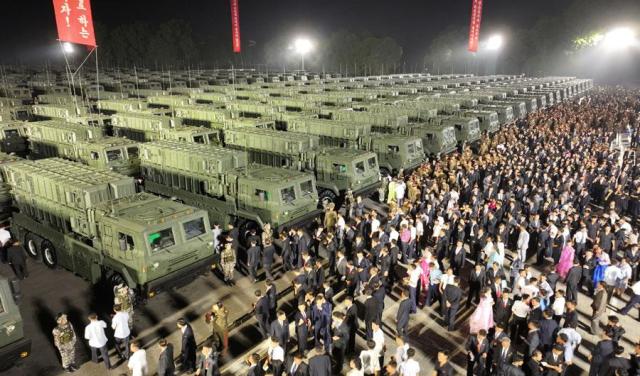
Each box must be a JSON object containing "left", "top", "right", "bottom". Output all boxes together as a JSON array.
[
  {"left": 468, "top": 0, "right": 483, "bottom": 52},
  {"left": 230, "top": 0, "right": 241, "bottom": 53},
  {"left": 52, "top": 0, "right": 96, "bottom": 47}
]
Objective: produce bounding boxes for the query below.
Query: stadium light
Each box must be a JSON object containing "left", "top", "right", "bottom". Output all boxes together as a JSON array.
[
  {"left": 62, "top": 42, "right": 74, "bottom": 54},
  {"left": 293, "top": 37, "right": 313, "bottom": 71},
  {"left": 486, "top": 35, "right": 504, "bottom": 51},
  {"left": 603, "top": 27, "right": 637, "bottom": 51}
]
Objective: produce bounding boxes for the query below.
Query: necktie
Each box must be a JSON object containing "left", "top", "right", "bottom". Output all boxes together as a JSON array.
[
  {"left": 291, "top": 363, "right": 297, "bottom": 374},
  {"left": 496, "top": 285, "right": 502, "bottom": 298}
]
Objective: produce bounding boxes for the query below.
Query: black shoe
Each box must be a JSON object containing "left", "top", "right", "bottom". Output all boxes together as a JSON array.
[{"left": 64, "top": 367, "right": 73, "bottom": 373}]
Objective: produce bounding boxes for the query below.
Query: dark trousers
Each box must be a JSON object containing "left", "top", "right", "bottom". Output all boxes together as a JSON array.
[
  {"left": 91, "top": 345, "right": 111, "bottom": 369},
  {"left": 396, "top": 322, "right": 408, "bottom": 340},
  {"left": 621, "top": 293, "right": 640, "bottom": 315},
  {"left": 257, "top": 315, "right": 269, "bottom": 339},
  {"left": 114, "top": 336, "right": 130, "bottom": 360},
  {"left": 426, "top": 284, "right": 439, "bottom": 307},
  {"left": 409, "top": 286, "right": 418, "bottom": 313},
  {"left": 263, "top": 263, "right": 273, "bottom": 280},
  {"left": 10, "top": 262, "right": 27, "bottom": 279},
  {"left": 566, "top": 283, "right": 578, "bottom": 303},
  {"left": 444, "top": 305, "right": 459, "bottom": 331}
]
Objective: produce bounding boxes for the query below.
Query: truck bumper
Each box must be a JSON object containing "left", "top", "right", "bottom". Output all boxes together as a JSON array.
[
  {"left": 276, "top": 208, "right": 322, "bottom": 232},
  {"left": 0, "top": 338, "right": 31, "bottom": 369},
  {"left": 352, "top": 180, "right": 382, "bottom": 198},
  {"left": 146, "top": 255, "right": 215, "bottom": 297}
]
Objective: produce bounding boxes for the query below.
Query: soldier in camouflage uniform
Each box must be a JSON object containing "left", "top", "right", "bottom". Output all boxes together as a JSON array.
[
  {"left": 114, "top": 284, "right": 135, "bottom": 328},
  {"left": 220, "top": 242, "right": 236, "bottom": 282},
  {"left": 52, "top": 313, "right": 78, "bottom": 373},
  {"left": 208, "top": 302, "right": 229, "bottom": 353}
]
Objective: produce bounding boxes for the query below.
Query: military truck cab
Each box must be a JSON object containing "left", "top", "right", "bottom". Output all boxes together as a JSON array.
[
  {"left": 0, "top": 276, "right": 30, "bottom": 371},
  {"left": 314, "top": 149, "right": 381, "bottom": 205},
  {"left": 0, "top": 153, "right": 22, "bottom": 221},
  {"left": 0, "top": 122, "right": 28, "bottom": 156},
  {"left": 477, "top": 104, "right": 514, "bottom": 125},
  {"left": 366, "top": 135, "right": 425, "bottom": 175},
  {"left": 461, "top": 110, "right": 500, "bottom": 134},
  {"left": 78, "top": 138, "right": 141, "bottom": 176},
  {"left": 429, "top": 116, "right": 480, "bottom": 147},
  {"left": 407, "top": 124, "right": 457, "bottom": 157}
]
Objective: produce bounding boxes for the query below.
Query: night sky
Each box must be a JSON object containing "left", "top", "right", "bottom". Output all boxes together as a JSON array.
[{"left": 1, "top": 0, "right": 567, "bottom": 64}]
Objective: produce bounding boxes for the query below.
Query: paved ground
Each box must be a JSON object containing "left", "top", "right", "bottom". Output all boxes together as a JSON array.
[{"left": 2, "top": 199, "right": 639, "bottom": 375}]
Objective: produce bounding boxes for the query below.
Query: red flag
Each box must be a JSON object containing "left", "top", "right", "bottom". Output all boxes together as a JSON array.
[
  {"left": 230, "top": 0, "right": 241, "bottom": 53},
  {"left": 52, "top": 0, "right": 97, "bottom": 47},
  {"left": 467, "top": 0, "right": 483, "bottom": 52}
]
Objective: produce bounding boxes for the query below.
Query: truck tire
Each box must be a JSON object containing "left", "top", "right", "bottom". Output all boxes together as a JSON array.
[
  {"left": 24, "top": 233, "right": 40, "bottom": 259},
  {"left": 239, "top": 220, "right": 259, "bottom": 247},
  {"left": 318, "top": 190, "right": 337, "bottom": 208},
  {"left": 108, "top": 271, "right": 126, "bottom": 290},
  {"left": 41, "top": 241, "right": 57, "bottom": 268},
  {"left": 379, "top": 167, "right": 391, "bottom": 177}
]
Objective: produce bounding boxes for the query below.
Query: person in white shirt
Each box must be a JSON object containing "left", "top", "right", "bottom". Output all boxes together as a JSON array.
[
  {"left": 0, "top": 224, "right": 11, "bottom": 263},
  {"left": 551, "top": 290, "right": 566, "bottom": 323},
  {"left": 371, "top": 321, "right": 386, "bottom": 367},
  {"left": 346, "top": 358, "right": 365, "bottom": 376},
  {"left": 84, "top": 313, "right": 111, "bottom": 370},
  {"left": 127, "top": 341, "right": 148, "bottom": 376},
  {"left": 266, "top": 336, "right": 284, "bottom": 376},
  {"left": 400, "top": 348, "right": 420, "bottom": 376},
  {"left": 394, "top": 335, "right": 409, "bottom": 366},
  {"left": 112, "top": 304, "right": 131, "bottom": 360},
  {"left": 360, "top": 340, "right": 381, "bottom": 375}
]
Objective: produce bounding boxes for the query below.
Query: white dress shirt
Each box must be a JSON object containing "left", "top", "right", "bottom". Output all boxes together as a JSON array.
[
  {"left": 0, "top": 228, "right": 11, "bottom": 246},
  {"left": 84, "top": 320, "right": 108, "bottom": 348},
  {"left": 128, "top": 349, "right": 148, "bottom": 376},
  {"left": 111, "top": 311, "right": 131, "bottom": 339},
  {"left": 400, "top": 358, "right": 420, "bottom": 376}
]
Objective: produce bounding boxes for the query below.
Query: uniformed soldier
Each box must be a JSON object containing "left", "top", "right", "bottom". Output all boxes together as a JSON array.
[
  {"left": 220, "top": 242, "right": 236, "bottom": 282},
  {"left": 323, "top": 203, "right": 337, "bottom": 230},
  {"left": 114, "top": 284, "right": 135, "bottom": 328},
  {"left": 210, "top": 302, "right": 229, "bottom": 353},
  {"left": 52, "top": 313, "right": 78, "bottom": 373}
]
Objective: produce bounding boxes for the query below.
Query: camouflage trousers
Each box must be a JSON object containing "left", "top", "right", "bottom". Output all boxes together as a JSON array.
[
  {"left": 221, "top": 263, "right": 235, "bottom": 281},
  {"left": 56, "top": 344, "right": 75, "bottom": 368},
  {"left": 126, "top": 309, "right": 134, "bottom": 328}
]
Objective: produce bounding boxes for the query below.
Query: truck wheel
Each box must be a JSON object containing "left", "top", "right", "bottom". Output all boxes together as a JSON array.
[
  {"left": 108, "top": 272, "right": 127, "bottom": 290},
  {"left": 379, "top": 167, "right": 391, "bottom": 177},
  {"left": 239, "top": 220, "right": 260, "bottom": 247},
  {"left": 41, "top": 241, "right": 57, "bottom": 268},
  {"left": 24, "top": 233, "right": 40, "bottom": 259},
  {"left": 318, "top": 190, "right": 337, "bottom": 208}
]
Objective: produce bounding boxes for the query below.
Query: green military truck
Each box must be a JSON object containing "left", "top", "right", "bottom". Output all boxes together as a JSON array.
[
  {"left": 139, "top": 140, "right": 321, "bottom": 233},
  {"left": 459, "top": 110, "right": 500, "bottom": 134},
  {"left": 284, "top": 118, "right": 425, "bottom": 175},
  {"left": 111, "top": 113, "right": 219, "bottom": 144},
  {"left": 32, "top": 104, "right": 113, "bottom": 128},
  {"left": 24, "top": 120, "right": 141, "bottom": 176},
  {"left": 224, "top": 127, "right": 380, "bottom": 206},
  {"left": 0, "top": 153, "right": 22, "bottom": 222},
  {"left": 0, "top": 275, "right": 30, "bottom": 371},
  {"left": 427, "top": 116, "right": 481, "bottom": 146},
  {"left": 0, "top": 122, "right": 28, "bottom": 156},
  {"left": 476, "top": 104, "right": 514, "bottom": 125},
  {"left": 5, "top": 159, "right": 214, "bottom": 297},
  {"left": 404, "top": 124, "right": 458, "bottom": 157}
]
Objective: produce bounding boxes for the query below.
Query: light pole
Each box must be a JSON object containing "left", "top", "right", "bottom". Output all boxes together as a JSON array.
[{"left": 293, "top": 38, "right": 313, "bottom": 71}]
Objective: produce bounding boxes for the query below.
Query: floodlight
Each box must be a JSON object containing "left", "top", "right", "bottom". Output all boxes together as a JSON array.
[
  {"left": 486, "top": 35, "right": 503, "bottom": 51},
  {"left": 603, "top": 27, "right": 636, "bottom": 50},
  {"left": 293, "top": 38, "right": 313, "bottom": 55},
  {"left": 62, "top": 42, "right": 74, "bottom": 54}
]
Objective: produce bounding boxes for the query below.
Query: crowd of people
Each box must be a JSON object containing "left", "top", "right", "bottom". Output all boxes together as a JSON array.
[{"left": 8, "top": 87, "right": 640, "bottom": 375}]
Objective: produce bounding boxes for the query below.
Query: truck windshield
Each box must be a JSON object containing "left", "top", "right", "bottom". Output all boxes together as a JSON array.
[
  {"left": 208, "top": 133, "right": 218, "bottom": 143},
  {"left": 300, "top": 180, "right": 314, "bottom": 196},
  {"left": 148, "top": 227, "right": 175, "bottom": 251},
  {"left": 3, "top": 129, "right": 19, "bottom": 138},
  {"left": 183, "top": 217, "right": 206, "bottom": 240},
  {"left": 193, "top": 135, "right": 205, "bottom": 144},
  {"left": 106, "top": 149, "right": 124, "bottom": 161},
  {"left": 127, "top": 146, "right": 139, "bottom": 158},
  {"left": 255, "top": 189, "right": 270, "bottom": 202},
  {"left": 333, "top": 163, "right": 347, "bottom": 173},
  {"left": 355, "top": 161, "right": 365, "bottom": 174},
  {"left": 367, "top": 157, "right": 377, "bottom": 169},
  {"left": 407, "top": 143, "right": 416, "bottom": 154},
  {"left": 415, "top": 140, "right": 423, "bottom": 152},
  {"left": 281, "top": 186, "right": 296, "bottom": 203}
]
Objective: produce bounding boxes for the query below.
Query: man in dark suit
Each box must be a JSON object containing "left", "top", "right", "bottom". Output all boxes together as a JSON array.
[
  {"left": 465, "top": 329, "right": 489, "bottom": 376},
  {"left": 524, "top": 321, "right": 541, "bottom": 358},
  {"left": 195, "top": 341, "right": 219, "bottom": 376},
  {"left": 494, "top": 289, "right": 513, "bottom": 327},
  {"left": 600, "top": 346, "right": 632, "bottom": 376},
  {"left": 177, "top": 318, "right": 196, "bottom": 373},
  {"left": 396, "top": 289, "right": 412, "bottom": 340},
  {"left": 591, "top": 282, "right": 608, "bottom": 335},
  {"left": 363, "top": 289, "right": 380, "bottom": 340},
  {"left": 285, "top": 352, "right": 309, "bottom": 376},
  {"left": 467, "top": 264, "right": 486, "bottom": 307},
  {"left": 262, "top": 240, "right": 276, "bottom": 280},
  {"left": 270, "top": 310, "right": 290, "bottom": 351},
  {"left": 523, "top": 350, "right": 543, "bottom": 376},
  {"left": 265, "top": 280, "right": 278, "bottom": 321},
  {"left": 254, "top": 290, "right": 271, "bottom": 339},
  {"left": 344, "top": 296, "right": 359, "bottom": 355},
  {"left": 246, "top": 240, "right": 261, "bottom": 282},
  {"left": 246, "top": 353, "right": 263, "bottom": 376},
  {"left": 157, "top": 338, "right": 175, "bottom": 376},
  {"left": 330, "top": 312, "right": 349, "bottom": 374},
  {"left": 539, "top": 309, "right": 558, "bottom": 353},
  {"left": 450, "top": 240, "right": 466, "bottom": 275},
  {"left": 562, "top": 300, "right": 579, "bottom": 329},
  {"left": 564, "top": 260, "right": 582, "bottom": 302},
  {"left": 294, "top": 303, "right": 310, "bottom": 355},
  {"left": 541, "top": 344, "right": 564, "bottom": 376},
  {"left": 7, "top": 240, "right": 27, "bottom": 279},
  {"left": 443, "top": 277, "right": 463, "bottom": 331},
  {"left": 588, "top": 332, "right": 615, "bottom": 376},
  {"left": 308, "top": 344, "right": 331, "bottom": 376},
  {"left": 492, "top": 337, "right": 514, "bottom": 374}
]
